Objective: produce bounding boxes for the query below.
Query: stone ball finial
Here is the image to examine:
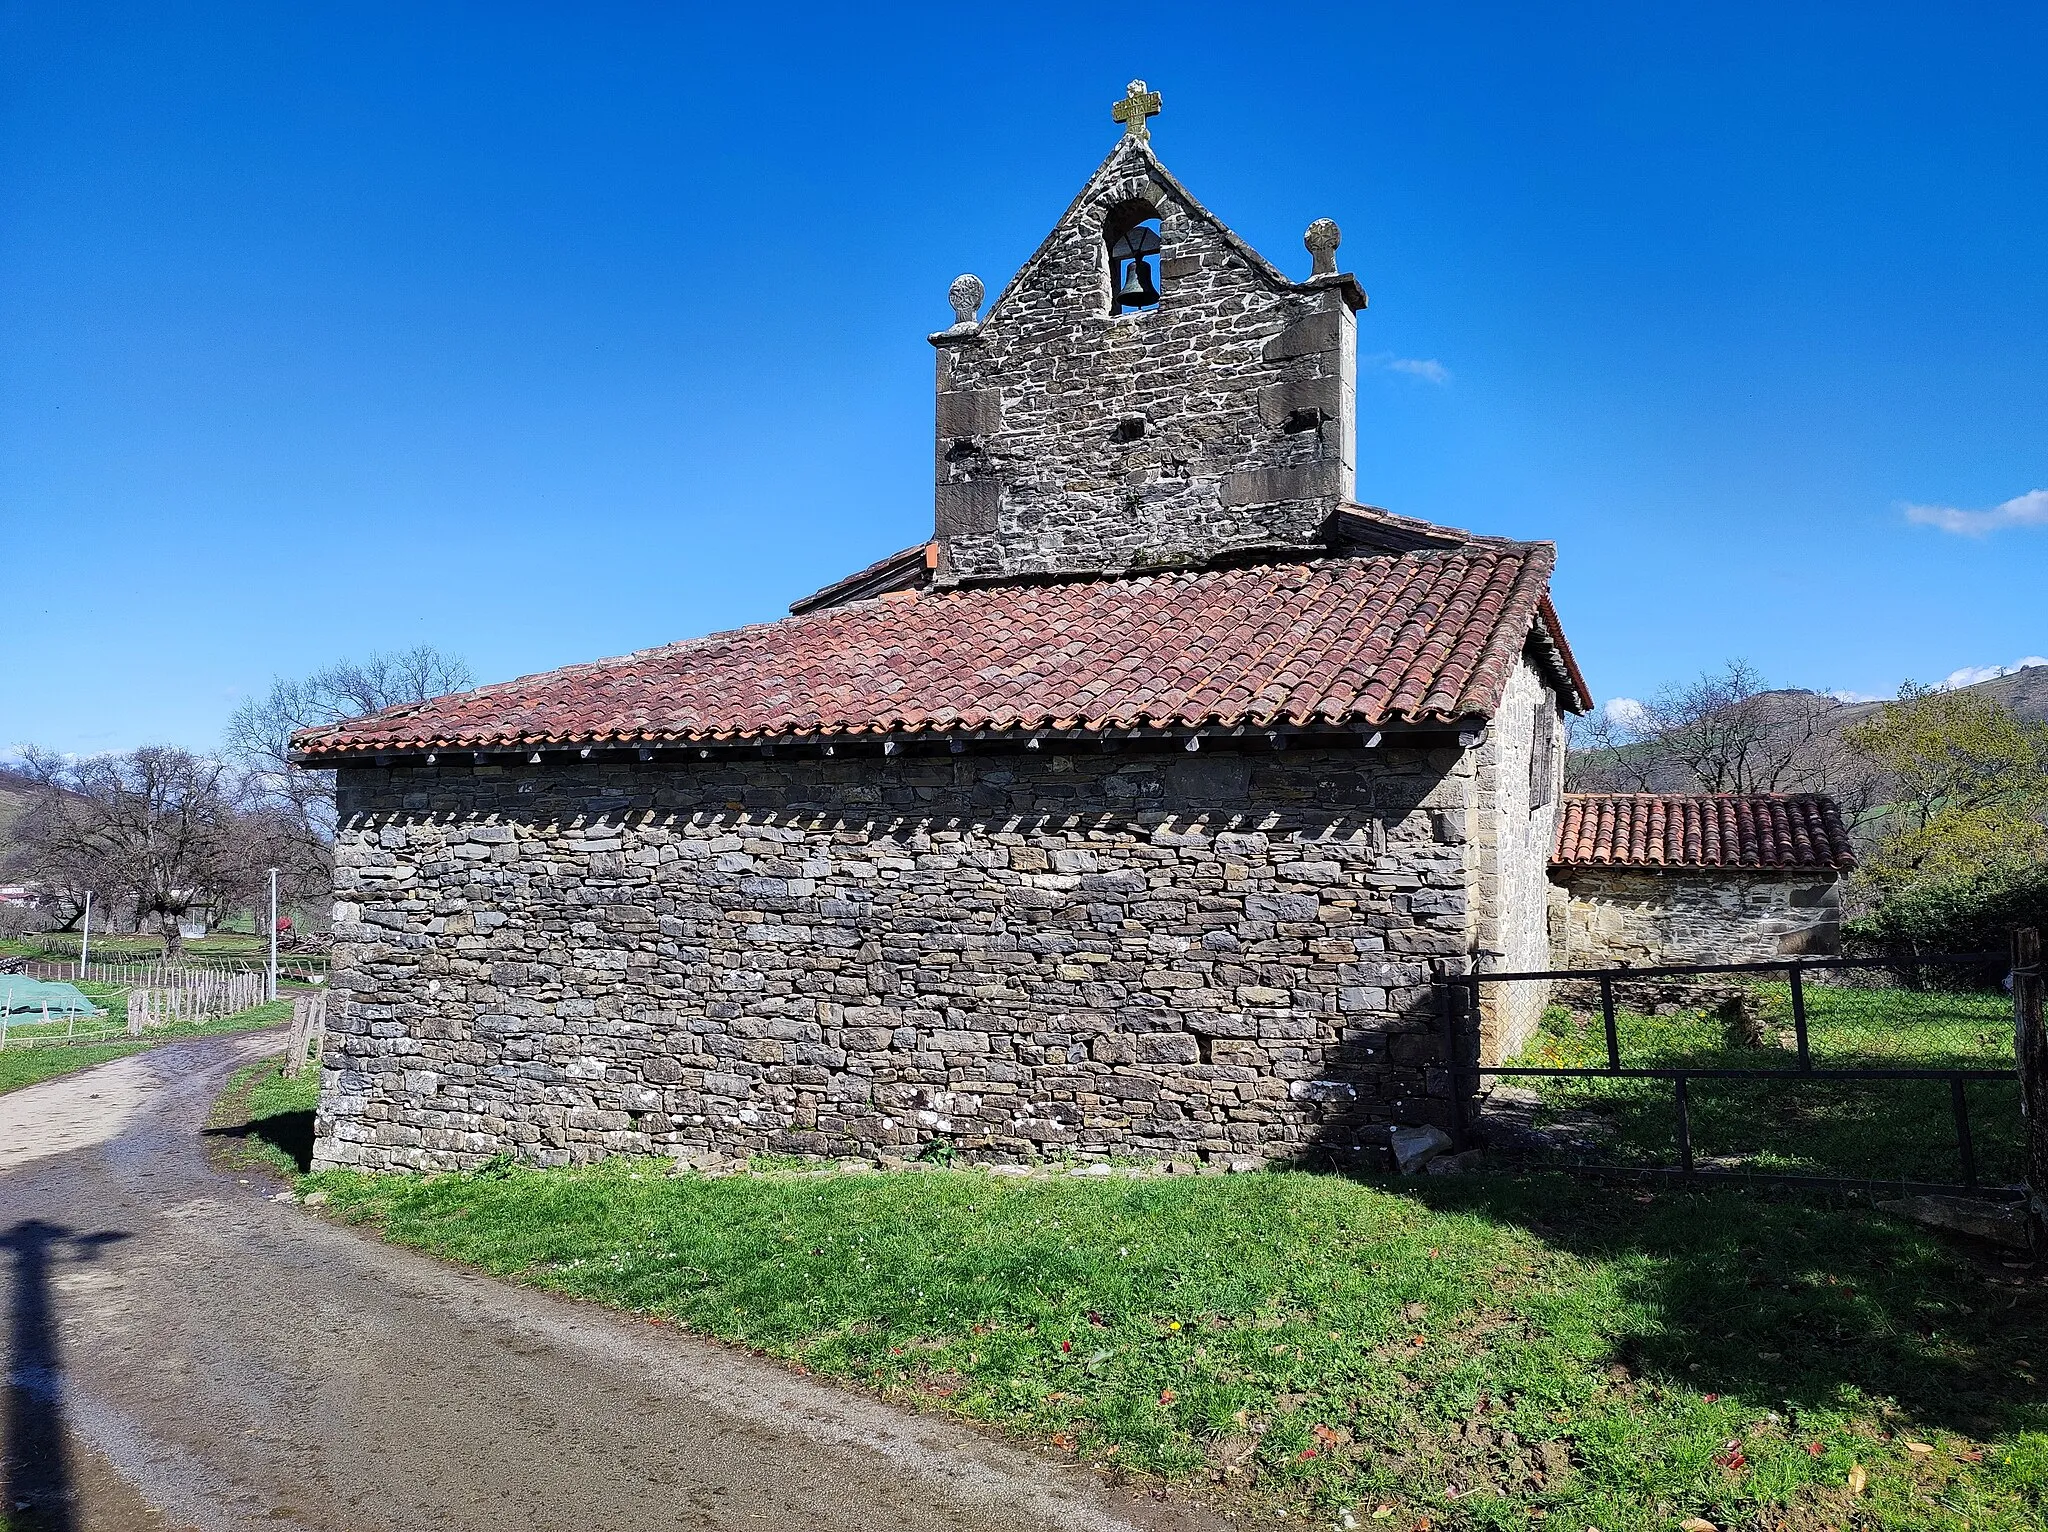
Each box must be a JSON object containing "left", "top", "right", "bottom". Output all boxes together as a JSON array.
[
  {"left": 1304, "top": 218, "right": 1341, "bottom": 277},
  {"left": 948, "top": 273, "right": 984, "bottom": 326}
]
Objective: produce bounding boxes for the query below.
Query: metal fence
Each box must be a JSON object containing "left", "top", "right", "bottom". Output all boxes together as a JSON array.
[{"left": 1435, "top": 952, "right": 2020, "bottom": 1197}]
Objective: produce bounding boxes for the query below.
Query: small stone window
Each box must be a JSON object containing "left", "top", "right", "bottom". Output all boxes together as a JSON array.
[
  {"left": 1104, "top": 201, "right": 1163, "bottom": 315},
  {"left": 1530, "top": 712, "right": 1556, "bottom": 809}
]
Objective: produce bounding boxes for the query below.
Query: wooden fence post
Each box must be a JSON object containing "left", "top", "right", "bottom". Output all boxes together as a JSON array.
[
  {"left": 2015, "top": 928, "right": 2045, "bottom": 1250},
  {"left": 285, "top": 992, "right": 323, "bottom": 1077},
  {"left": 302, "top": 991, "right": 327, "bottom": 1077}
]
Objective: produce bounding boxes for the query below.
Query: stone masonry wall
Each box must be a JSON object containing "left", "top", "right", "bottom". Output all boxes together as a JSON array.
[
  {"left": 1549, "top": 868, "right": 1845, "bottom": 969},
  {"left": 313, "top": 745, "right": 1481, "bottom": 1174},
  {"left": 1469, "top": 653, "right": 1562, "bottom": 1060},
  {"left": 933, "top": 143, "right": 1358, "bottom": 583}
]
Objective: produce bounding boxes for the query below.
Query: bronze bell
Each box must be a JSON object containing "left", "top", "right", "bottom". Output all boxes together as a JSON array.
[
  {"left": 1110, "top": 223, "right": 1163, "bottom": 312},
  {"left": 1117, "top": 255, "right": 1160, "bottom": 309}
]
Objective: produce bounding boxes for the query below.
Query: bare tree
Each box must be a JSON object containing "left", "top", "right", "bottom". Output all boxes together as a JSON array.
[
  {"left": 1565, "top": 660, "right": 1885, "bottom": 823},
  {"left": 224, "top": 646, "right": 473, "bottom": 917},
  {"left": 10, "top": 747, "right": 267, "bottom": 959}
]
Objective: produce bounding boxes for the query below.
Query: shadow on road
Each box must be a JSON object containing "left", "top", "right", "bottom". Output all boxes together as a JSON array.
[
  {"left": 1, "top": 1219, "right": 130, "bottom": 1532},
  {"left": 205, "top": 1109, "right": 315, "bottom": 1174}
]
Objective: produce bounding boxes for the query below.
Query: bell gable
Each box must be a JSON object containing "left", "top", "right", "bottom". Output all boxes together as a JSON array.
[{"left": 929, "top": 91, "right": 1367, "bottom": 585}]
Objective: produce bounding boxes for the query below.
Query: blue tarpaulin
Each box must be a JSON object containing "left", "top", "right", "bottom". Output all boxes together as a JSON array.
[{"left": 0, "top": 978, "right": 105, "bottom": 1018}]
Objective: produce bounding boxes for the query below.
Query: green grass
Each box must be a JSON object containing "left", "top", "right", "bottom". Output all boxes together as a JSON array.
[
  {"left": 1508, "top": 985, "right": 2023, "bottom": 1184},
  {"left": 0, "top": 998, "right": 292, "bottom": 1094},
  {"left": 21, "top": 930, "right": 266, "bottom": 959},
  {"left": 8, "top": 929, "right": 330, "bottom": 970},
  {"left": 208, "top": 1053, "right": 321, "bottom": 1175},
  {"left": 304, "top": 1159, "right": 2048, "bottom": 1530}
]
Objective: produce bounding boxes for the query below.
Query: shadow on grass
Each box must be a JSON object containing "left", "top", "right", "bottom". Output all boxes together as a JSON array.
[
  {"left": 1507, "top": 994, "right": 2025, "bottom": 1184},
  {"left": 205, "top": 1110, "right": 315, "bottom": 1174},
  {"left": 1384, "top": 1169, "right": 2046, "bottom": 1443}
]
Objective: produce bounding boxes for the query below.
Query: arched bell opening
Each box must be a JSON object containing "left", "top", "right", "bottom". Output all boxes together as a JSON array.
[{"left": 1103, "top": 200, "right": 1164, "bottom": 316}]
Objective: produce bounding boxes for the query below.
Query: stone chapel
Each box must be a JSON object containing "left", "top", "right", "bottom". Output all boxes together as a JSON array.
[{"left": 295, "top": 85, "right": 1596, "bottom": 1173}]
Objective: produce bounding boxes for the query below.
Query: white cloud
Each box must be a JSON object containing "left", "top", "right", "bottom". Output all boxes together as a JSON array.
[
  {"left": 1827, "top": 689, "right": 1883, "bottom": 703},
  {"left": 1941, "top": 657, "right": 2048, "bottom": 690},
  {"left": 1602, "top": 697, "right": 1650, "bottom": 729},
  {"left": 1364, "top": 351, "right": 1451, "bottom": 385},
  {"left": 1903, "top": 487, "right": 2048, "bottom": 536}
]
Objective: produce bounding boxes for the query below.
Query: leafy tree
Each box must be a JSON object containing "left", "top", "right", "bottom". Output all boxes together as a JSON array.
[{"left": 1843, "top": 684, "right": 2048, "bottom": 891}]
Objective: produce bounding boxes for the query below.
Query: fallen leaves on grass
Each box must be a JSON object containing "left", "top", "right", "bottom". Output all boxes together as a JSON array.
[
  {"left": 1679, "top": 1519, "right": 1718, "bottom": 1532},
  {"left": 1847, "top": 1463, "right": 1868, "bottom": 1496}
]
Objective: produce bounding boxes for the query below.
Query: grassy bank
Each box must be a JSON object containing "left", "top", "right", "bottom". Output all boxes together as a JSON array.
[
  {"left": 305, "top": 1159, "right": 2047, "bottom": 1530},
  {"left": 208, "top": 1053, "right": 321, "bottom": 1175},
  {"left": 0, "top": 997, "right": 292, "bottom": 1095},
  {"left": 1511, "top": 986, "right": 2021, "bottom": 1184}
]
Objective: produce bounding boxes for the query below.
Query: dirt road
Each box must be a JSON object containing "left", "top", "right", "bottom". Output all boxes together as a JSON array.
[{"left": 0, "top": 1034, "right": 1224, "bottom": 1531}]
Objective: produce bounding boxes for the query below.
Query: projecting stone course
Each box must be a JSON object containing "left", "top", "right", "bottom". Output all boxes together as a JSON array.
[{"left": 312, "top": 747, "right": 1484, "bottom": 1174}]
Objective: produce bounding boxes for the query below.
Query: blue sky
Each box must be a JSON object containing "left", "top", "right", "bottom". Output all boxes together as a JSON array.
[{"left": 4, "top": 2, "right": 2044, "bottom": 753}]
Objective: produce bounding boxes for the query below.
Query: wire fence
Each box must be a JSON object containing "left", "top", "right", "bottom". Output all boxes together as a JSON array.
[
  {"left": 126, "top": 970, "right": 270, "bottom": 1028},
  {"left": 9, "top": 957, "right": 327, "bottom": 988},
  {"left": 0, "top": 959, "right": 308, "bottom": 1050},
  {"left": 1437, "top": 950, "right": 2023, "bottom": 1197}
]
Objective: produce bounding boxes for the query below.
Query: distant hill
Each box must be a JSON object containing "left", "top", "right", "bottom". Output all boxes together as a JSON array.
[
  {"left": 0, "top": 768, "right": 35, "bottom": 867},
  {"left": 1567, "top": 667, "right": 2048, "bottom": 805},
  {"left": 1824, "top": 665, "right": 2048, "bottom": 731}
]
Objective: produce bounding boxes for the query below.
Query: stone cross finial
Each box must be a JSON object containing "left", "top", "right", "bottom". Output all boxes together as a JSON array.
[
  {"left": 1112, "top": 80, "right": 1162, "bottom": 140},
  {"left": 1304, "top": 218, "right": 1341, "bottom": 277}
]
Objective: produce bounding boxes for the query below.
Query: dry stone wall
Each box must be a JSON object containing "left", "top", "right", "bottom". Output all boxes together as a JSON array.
[
  {"left": 1548, "top": 868, "right": 1845, "bottom": 969},
  {"left": 315, "top": 745, "right": 1480, "bottom": 1174}
]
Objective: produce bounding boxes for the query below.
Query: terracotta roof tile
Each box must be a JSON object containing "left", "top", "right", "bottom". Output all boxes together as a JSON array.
[
  {"left": 1552, "top": 793, "right": 1856, "bottom": 872},
  {"left": 295, "top": 547, "right": 1581, "bottom": 758}
]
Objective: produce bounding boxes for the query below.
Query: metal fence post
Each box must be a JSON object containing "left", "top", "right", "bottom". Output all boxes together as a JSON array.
[
  {"left": 1598, "top": 973, "right": 1620, "bottom": 1071},
  {"left": 1950, "top": 1076, "right": 1978, "bottom": 1190},
  {"left": 1789, "top": 962, "right": 1811, "bottom": 1071},
  {"left": 1674, "top": 1075, "right": 1695, "bottom": 1179}
]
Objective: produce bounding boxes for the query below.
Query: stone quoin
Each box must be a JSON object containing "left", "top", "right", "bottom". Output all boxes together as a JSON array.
[{"left": 294, "top": 86, "right": 1602, "bottom": 1174}]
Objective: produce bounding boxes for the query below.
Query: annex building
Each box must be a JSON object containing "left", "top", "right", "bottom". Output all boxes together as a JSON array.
[{"left": 295, "top": 86, "right": 1599, "bottom": 1172}]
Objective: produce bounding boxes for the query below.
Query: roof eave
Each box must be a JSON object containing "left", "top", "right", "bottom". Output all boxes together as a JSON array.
[{"left": 290, "top": 713, "right": 1493, "bottom": 768}]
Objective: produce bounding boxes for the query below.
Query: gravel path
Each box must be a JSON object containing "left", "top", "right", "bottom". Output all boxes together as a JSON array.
[{"left": 0, "top": 1035, "right": 1227, "bottom": 1531}]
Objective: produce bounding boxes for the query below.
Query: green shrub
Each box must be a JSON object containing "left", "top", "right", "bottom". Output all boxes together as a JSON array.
[{"left": 1844, "top": 860, "right": 2048, "bottom": 984}]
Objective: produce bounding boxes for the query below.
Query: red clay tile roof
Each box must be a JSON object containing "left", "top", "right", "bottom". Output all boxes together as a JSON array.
[
  {"left": 294, "top": 545, "right": 1584, "bottom": 758},
  {"left": 1552, "top": 793, "right": 1856, "bottom": 872}
]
